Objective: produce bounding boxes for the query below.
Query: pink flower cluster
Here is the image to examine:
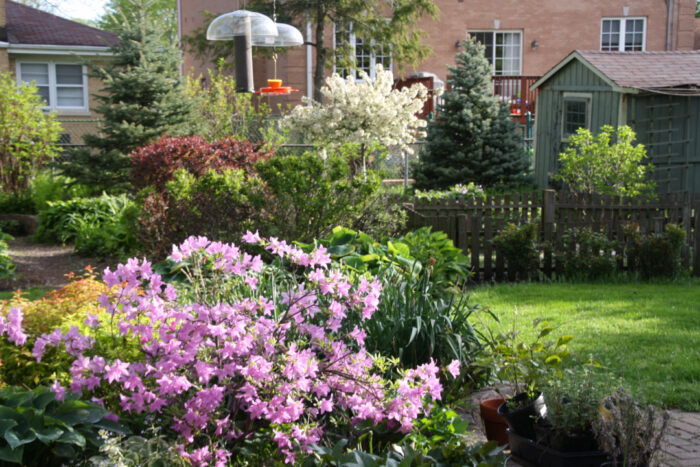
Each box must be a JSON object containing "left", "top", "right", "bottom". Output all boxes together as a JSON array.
[
  {"left": 0, "top": 307, "right": 27, "bottom": 346},
  {"left": 28, "top": 233, "right": 448, "bottom": 466}
]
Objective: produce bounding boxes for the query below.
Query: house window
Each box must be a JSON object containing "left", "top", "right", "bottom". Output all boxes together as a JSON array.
[
  {"left": 601, "top": 18, "right": 646, "bottom": 51},
  {"left": 562, "top": 93, "right": 592, "bottom": 140},
  {"left": 18, "top": 62, "right": 88, "bottom": 111},
  {"left": 468, "top": 31, "right": 522, "bottom": 76},
  {"left": 334, "top": 23, "right": 391, "bottom": 80}
]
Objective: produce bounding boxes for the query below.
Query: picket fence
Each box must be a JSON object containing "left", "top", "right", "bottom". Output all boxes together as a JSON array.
[{"left": 399, "top": 190, "right": 700, "bottom": 282}]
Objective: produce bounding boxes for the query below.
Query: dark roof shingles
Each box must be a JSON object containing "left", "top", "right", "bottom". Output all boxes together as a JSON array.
[
  {"left": 577, "top": 50, "right": 700, "bottom": 89},
  {"left": 6, "top": 0, "right": 118, "bottom": 48}
]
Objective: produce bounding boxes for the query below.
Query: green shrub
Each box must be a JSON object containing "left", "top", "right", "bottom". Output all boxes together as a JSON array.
[
  {"left": 29, "top": 171, "right": 90, "bottom": 213},
  {"left": 556, "top": 227, "right": 618, "bottom": 280},
  {"left": 300, "top": 226, "right": 470, "bottom": 291},
  {"left": 0, "top": 231, "right": 15, "bottom": 280},
  {"left": 255, "top": 153, "right": 380, "bottom": 242},
  {"left": 492, "top": 221, "right": 540, "bottom": 280},
  {"left": 137, "top": 168, "right": 261, "bottom": 259},
  {"left": 555, "top": 125, "right": 655, "bottom": 196},
  {"left": 414, "top": 182, "right": 486, "bottom": 202},
  {"left": 0, "top": 220, "right": 24, "bottom": 237},
  {"left": 302, "top": 406, "right": 506, "bottom": 466},
  {"left": 34, "top": 194, "right": 138, "bottom": 258},
  {"left": 0, "top": 386, "right": 128, "bottom": 466},
  {"left": 625, "top": 223, "right": 686, "bottom": 278},
  {"left": 0, "top": 191, "right": 35, "bottom": 215}
]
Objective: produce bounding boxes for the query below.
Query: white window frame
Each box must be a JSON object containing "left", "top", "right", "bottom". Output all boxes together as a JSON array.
[
  {"left": 600, "top": 17, "right": 647, "bottom": 52},
  {"left": 333, "top": 22, "right": 392, "bottom": 81},
  {"left": 16, "top": 61, "right": 89, "bottom": 114},
  {"left": 467, "top": 30, "right": 522, "bottom": 76},
  {"left": 561, "top": 92, "right": 592, "bottom": 141}
]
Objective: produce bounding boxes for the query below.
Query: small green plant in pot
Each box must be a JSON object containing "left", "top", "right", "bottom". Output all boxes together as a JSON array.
[
  {"left": 539, "top": 368, "right": 611, "bottom": 452},
  {"left": 478, "top": 318, "right": 574, "bottom": 440}
]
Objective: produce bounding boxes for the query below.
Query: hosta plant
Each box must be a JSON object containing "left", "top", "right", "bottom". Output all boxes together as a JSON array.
[
  {"left": 21, "top": 233, "right": 459, "bottom": 466},
  {"left": 0, "top": 385, "right": 127, "bottom": 466}
]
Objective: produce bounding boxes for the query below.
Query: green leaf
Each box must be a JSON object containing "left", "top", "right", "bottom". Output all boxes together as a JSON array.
[
  {"left": 545, "top": 355, "right": 562, "bottom": 366},
  {"left": 556, "top": 335, "right": 574, "bottom": 347},
  {"left": 4, "top": 429, "right": 36, "bottom": 449},
  {"left": 0, "top": 444, "right": 24, "bottom": 463},
  {"left": 56, "top": 428, "right": 86, "bottom": 448},
  {"left": 327, "top": 244, "right": 353, "bottom": 257},
  {"left": 0, "top": 420, "right": 18, "bottom": 437},
  {"left": 52, "top": 400, "right": 106, "bottom": 425},
  {"left": 93, "top": 418, "right": 130, "bottom": 436}
]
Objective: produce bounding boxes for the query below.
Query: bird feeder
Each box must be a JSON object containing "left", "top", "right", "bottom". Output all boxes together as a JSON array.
[{"left": 207, "top": 11, "right": 303, "bottom": 95}]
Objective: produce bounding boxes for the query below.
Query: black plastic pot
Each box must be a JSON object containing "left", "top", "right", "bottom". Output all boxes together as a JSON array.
[
  {"left": 497, "top": 391, "right": 547, "bottom": 440},
  {"left": 508, "top": 429, "right": 610, "bottom": 467}
]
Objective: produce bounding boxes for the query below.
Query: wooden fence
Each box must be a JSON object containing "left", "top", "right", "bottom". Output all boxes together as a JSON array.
[{"left": 402, "top": 190, "right": 700, "bottom": 282}]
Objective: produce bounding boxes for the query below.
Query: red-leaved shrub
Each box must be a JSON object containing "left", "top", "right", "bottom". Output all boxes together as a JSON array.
[{"left": 131, "top": 135, "right": 273, "bottom": 191}]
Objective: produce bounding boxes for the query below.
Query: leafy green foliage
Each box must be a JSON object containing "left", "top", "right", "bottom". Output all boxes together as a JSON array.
[
  {"left": 34, "top": 194, "right": 139, "bottom": 258},
  {"left": 625, "top": 223, "right": 686, "bottom": 278},
  {"left": 414, "top": 183, "right": 486, "bottom": 202},
  {"left": 556, "top": 227, "right": 618, "bottom": 280},
  {"left": 0, "top": 386, "right": 128, "bottom": 466},
  {"left": 555, "top": 125, "right": 655, "bottom": 196},
  {"left": 301, "top": 226, "right": 470, "bottom": 290},
  {"left": 137, "top": 169, "right": 262, "bottom": 259},
  {"left": 413, "top": 37, "right": 530, "bottom": 189},
  {"left": 364, "top": 268, "right": 485, "bottom": 389},
  {"left": 55, "top": 0, "right": 196, "bottom": 193},
  {"left": 302, "top": 406, "right": 507, "bottom": 466},
  {"left": 0, "top": 73, "right": 61, "bottom": 194},
  {"left": 183, "top": 62, "right": 273, "bottom": 142},
  {"left": 478, "top": 319, "right": 575, "bottom": 397},
  {"left": 255, "top": 153, "right": 380, "bottom": 242},
  {"left": 0, "top": 232, "right": 15, "bottom": 281},
  {"left": 0, "top": 192, "right": 35, "bottom": 215},
  {"left": 89, "top": 428, "right": 187, "bottom": 467},
  {"left": 543, "top": 368, "right": 611, "bottom": 439},
  {"left": 492, "top": 222, "right": 540, "bottom": 280},
  {"left": 97, "top": 0, "right": 177, "bottom": 46}
]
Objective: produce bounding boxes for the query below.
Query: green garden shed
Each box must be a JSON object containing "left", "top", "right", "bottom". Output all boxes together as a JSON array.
[{"left": 531, "top": 50, "right": 700, "bottom": 193}]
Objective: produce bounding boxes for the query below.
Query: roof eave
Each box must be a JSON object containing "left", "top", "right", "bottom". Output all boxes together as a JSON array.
[
  {"left": 7, "top": 43, "right": 114, "bottom": 56},
  {"left": 530, "top": 51, "right": 631, "bottom": 93}
]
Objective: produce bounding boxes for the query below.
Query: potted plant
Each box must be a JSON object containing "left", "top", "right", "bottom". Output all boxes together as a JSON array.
[
  {"left": 478, "top": 318, "right": 573, "bottom": 441},
  {"left": 593, "top": 389, "right": 669, "bottom": 467}
]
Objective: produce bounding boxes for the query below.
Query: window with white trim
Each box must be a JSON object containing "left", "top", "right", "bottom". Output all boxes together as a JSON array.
[
  {"left": 18, "top": 62, "right": 88, "bottom": 111},
  {"left": 468, "top": 31, "right": 522, "bottom": 76},
  {"left": 562, "top": 93, "right": 592, "bottom": 140},
  {"left": 334, "top": 23, "right": 391, "bottom": 80},
  {"left": 601, "top": 18, "right": 646, "bottom": 51}
]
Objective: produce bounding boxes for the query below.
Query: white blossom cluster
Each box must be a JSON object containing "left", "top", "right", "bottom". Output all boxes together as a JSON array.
[{"left": 281, "top": 65, "right": 429, "bottom": 155}]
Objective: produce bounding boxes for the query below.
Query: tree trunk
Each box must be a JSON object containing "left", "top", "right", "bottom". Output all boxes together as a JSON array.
[{"left": 313, "top": 4, "right": 327, "bottom": 103}]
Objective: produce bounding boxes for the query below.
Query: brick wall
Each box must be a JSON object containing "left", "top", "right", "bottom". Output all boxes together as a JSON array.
[{"left": 179, "top": 0, "right": 698, "bottom": 106}]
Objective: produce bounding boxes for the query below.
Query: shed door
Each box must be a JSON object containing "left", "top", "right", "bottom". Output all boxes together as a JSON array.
[{"left": 628, "top": 95, "right": 692, "bottom": 193}]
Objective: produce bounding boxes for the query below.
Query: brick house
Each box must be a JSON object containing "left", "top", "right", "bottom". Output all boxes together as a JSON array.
[
  {"left": 0, "top": 0, "right": 117, "bottom": 146},
  {"left": 178, "top": 0, "right": 697, "bottom": 112}
]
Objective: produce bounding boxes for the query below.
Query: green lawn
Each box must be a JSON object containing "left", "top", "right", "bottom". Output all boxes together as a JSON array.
[
  {"left": 468, "top": 281, "right": 700, "bottom": 411},
  {"left": 0, "top": 287, "right": 51, "bottom": 302}
]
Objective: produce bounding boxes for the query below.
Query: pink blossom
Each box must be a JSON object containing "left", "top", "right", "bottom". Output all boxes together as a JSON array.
[{"left": 447, "top": 359, "right": 461, "bottom": 378}]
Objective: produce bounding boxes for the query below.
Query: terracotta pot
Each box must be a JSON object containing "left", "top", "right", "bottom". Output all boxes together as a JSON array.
[{"left": 479, "top": 398, "right": 509, "bottom": 446}]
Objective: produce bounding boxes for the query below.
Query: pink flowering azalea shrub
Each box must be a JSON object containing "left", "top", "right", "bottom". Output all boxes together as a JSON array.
[{"left": 28, "top": 232, "right": 456, "bottom": 466}]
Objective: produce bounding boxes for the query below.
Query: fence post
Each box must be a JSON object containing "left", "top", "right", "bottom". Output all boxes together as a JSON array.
[
  {"left": 542, "top": 189, "right": 556, "bottom": 276},
  {"left": 693, "top": 198, "right": 700, "bottom": 277}
]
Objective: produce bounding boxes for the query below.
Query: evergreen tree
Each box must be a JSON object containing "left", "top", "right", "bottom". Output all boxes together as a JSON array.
[
  {"left": 58, "top": 0, "right": 195, "bottom": 193},
  {"left": 413, "top": 37, "right": 530, "bottom": 189}
]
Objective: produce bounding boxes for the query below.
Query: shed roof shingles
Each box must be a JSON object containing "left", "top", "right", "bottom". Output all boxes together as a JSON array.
[
  {"left": 6, "top": 0, "right": 118, "bottom": 48},
  {"left": 577, "top": 50, "right": 700, "bottom": 89}
]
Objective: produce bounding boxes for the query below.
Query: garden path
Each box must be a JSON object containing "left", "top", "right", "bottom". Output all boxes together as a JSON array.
[
  {"left": 0, "top": 236, "right": 111, "bottom": 291},
  {"left": 469, "top": 389, "right": 700, "bottom": 467}
]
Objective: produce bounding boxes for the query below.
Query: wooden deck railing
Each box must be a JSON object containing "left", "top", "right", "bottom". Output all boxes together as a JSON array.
[{"left": 491, "top": 75, "right": 539, "bottom": 123}]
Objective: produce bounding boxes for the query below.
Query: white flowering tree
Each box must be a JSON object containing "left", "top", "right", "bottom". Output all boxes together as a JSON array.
[{"left": 280, "top": 65, "right": 429, "bottom": 175}]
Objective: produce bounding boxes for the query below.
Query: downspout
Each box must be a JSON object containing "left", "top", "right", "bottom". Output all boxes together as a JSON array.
[
  {"left": 306, "top": 15, "right": 312, "bottom": 103},
  {"left": 665, "top": 0, "right": 673, "bottom": 51}
]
